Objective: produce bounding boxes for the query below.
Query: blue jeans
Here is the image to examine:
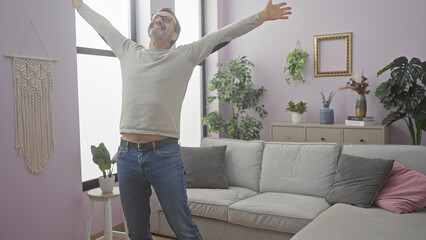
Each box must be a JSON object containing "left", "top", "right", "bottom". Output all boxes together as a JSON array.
[{"left": 116, "top": 143, "right": 202, "bottom": 240}]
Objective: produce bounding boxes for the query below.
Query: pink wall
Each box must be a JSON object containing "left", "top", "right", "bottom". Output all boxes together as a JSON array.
[
  {"left": 214, "top": 0, "right": 426, "bottom": 144},
  {"left": 0, "top": 0, "right": 85, "bottom": 239},
  {"left": 0, "top": 0, "right": 124, "bottom": 238}
]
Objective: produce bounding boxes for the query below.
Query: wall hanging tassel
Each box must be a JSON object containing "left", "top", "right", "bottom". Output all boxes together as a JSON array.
[{"left": 4, "top": 17, "right": 57, "bottom": 174}]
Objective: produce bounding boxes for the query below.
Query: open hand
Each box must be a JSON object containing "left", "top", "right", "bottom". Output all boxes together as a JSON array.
[{"left": 259, "top": 0, "right": 292, "bottom": 22}]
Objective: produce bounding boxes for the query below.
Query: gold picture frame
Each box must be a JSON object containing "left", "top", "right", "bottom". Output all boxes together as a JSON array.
[{"left": 314, "top": 32, "right": 352, "bottom": 77}]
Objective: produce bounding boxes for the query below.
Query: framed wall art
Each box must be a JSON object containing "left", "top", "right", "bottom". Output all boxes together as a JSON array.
[{"left": 314, "top": 32, "right": 352, "bottom": 77}]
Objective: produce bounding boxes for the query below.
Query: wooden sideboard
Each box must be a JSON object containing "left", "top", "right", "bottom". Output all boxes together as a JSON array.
[{"left": 270, "top": 122, "right": 391, "bottom": 144}]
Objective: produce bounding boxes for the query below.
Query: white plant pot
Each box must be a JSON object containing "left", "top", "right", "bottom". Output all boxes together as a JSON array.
[
  {"left": 99, "top": 175, "right": 115, "bottom": 193},
  {"left": 291, "top": 112, "right": 304, "bottom": 123}
]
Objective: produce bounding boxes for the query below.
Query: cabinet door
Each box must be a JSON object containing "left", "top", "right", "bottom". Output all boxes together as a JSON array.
[
  {"left": 306, "top": 127, "right": 341, "bottom": 143},
  {"left": 271, "top": 126, "right": 304, "bottom": 142},
  {"left": 343, "top": 129, "right": 382, "bottom": 144}
]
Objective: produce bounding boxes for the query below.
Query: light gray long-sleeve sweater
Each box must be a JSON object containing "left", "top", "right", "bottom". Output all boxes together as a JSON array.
[{"left": 76, "top": 3, "right": 263, "bottom": 138}]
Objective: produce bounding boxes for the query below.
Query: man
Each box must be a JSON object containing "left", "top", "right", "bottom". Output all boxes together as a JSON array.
[{"left": 72, "top": 0, "right": 292, "bottom": 239}]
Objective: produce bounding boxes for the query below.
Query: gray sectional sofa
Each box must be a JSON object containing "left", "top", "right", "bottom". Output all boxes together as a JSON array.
[{"left": 149, "top": 138, "right": 426, "bottom": 240}]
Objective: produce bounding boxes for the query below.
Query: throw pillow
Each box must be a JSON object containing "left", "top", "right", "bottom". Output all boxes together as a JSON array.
[
  {"left": 374, "top": 161, "right": 426, "bottom": 214},
  {"left": 180, "top": 145, "right": 228, "bottom": 189},
  {"left": 326, "top": 154, "right": 394, "bottom": 208}
]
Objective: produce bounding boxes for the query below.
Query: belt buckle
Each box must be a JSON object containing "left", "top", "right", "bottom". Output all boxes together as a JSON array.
[{"left": 137, "top": 143, "right": 149, "bottom": 152}]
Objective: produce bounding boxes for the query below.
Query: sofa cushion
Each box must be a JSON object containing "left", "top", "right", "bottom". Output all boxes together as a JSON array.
[
  {"left": 326, "top": 154, "right": 394, "bottom": 208},
  {"left": 228, "top": 192, "right": 330, "bottom": 234},
  {"left": 201, "top": 138, "right": 264, "bottom": 192},
  {"left": 181, "top": 145, "right": 228, "bottom": 189},
  {"left": 260, "top": 142, "right": 340, "bottom": 197},
  {"left": 374, "top": 160, "right": 426, "bottom": 214},
  {"left": 186, "top": 186, "right": 257, "bottom": 221},
  {"left": 291, "top": 203, "right": 426, "bottom": 240},
  {"left": 341, "top": 144, "right": 426, "bottom": 175}
]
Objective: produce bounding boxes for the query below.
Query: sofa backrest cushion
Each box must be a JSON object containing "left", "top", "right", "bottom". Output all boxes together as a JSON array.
[
  {"left": 201, "top": 137, "right": 265, "bottom": 192},
  {"left": 341, "top": 144, "right": 426, "bottom": 175},
  {"left": 260, "top": 142, "right": 340, "bottom": 198},
  {"left": 326, "top": 154, "right": 394, "bottom": 208},
  {"left": 181, "top": 145, "right": 228, "bottom": 189},
  {"left": 374, "top": 160, "right": 426, "bottom": 213}
]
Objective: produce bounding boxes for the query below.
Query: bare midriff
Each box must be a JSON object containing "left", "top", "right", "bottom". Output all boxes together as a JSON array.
[{"left": 121, "top": 133, "right": 168, "bottom": 143}]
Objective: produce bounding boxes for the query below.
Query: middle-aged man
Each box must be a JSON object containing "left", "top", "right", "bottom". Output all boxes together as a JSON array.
[{"left": 72, "top": 0, "right": 292, "bottom": 239}]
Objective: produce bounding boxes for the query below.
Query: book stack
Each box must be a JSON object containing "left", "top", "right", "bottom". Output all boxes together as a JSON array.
[{"left": 345, "top": 116, "right": 376, "bottom": 126}]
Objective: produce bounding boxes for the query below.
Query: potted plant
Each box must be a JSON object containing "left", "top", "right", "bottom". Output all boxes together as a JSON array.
[
  {"left": 203, "top": 56, "right": 268, "bottom": 140},
  {"left": 320, "top": 91, "right": 336, "bottom": 124},
  {"left": 376, "top": 56, "right": 426, "bottom": 145},
  {"left": 91, "top": 143, "right": 117, "bottom": 193},
  {"left": 283, "top": 48, "right": 309, "bottom": 85},
  {"left": 286, "top": 100, "right": 308, "bottom": 123}
]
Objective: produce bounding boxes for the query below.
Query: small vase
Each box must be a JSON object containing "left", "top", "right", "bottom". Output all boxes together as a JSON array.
[
  {"left": 320, "top": 108, "right": 334, "bottom": 124},
  {"left": 291, "top": 112, "right": 304, "bottom": 123},
  {"left": 99, "top": 175, "right": 115, "bottom": 193},
  {"left": 355, "top": 94, "right": 367, "bottom": 117}
]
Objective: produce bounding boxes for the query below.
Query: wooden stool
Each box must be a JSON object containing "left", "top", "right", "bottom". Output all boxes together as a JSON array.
[{"left": 85, "top": 187, "right": 129, "bottom": 240}]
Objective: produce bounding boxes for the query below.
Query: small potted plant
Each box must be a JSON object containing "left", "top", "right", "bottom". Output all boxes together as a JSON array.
[
  {"left": 91, "top": 143, "right": 117, "bottom": 193},
  {"left": 286, "top": 100, "right": 308, "bottom": 123},
  {"left": 320, "top": 91, "right": 336, "bottom": 124}
]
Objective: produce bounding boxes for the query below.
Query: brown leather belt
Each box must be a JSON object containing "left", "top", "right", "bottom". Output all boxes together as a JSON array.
[{"left": 120, "top": 138, "right": 178, "bottom": 152}]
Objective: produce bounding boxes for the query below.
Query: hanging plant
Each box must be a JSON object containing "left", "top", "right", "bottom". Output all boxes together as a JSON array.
[{"left": 283, "top": 48, "right": 309, "bottom": 84}]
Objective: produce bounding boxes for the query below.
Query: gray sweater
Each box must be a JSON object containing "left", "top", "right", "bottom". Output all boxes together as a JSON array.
[{"left": 77, "top": 3, "right": 263, "bottom": 138}]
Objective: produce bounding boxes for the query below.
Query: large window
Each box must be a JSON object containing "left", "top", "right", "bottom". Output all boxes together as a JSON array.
[
  {"left": 76, "top": 0, "right": 204, "bottom": 184},
  {"left": 175, "top": 0, "right": 202, "bottom": 147},
  {"left": 76, "top": 0, "right": 130, "bottom": 183}
]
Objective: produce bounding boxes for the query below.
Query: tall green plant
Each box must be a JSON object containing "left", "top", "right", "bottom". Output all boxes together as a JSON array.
[
  {"left": 376, "top": 56, "right": 426, "bottom": 145},
  {"left": 203, "top": 56, "right": 268, "bottom": 140}
]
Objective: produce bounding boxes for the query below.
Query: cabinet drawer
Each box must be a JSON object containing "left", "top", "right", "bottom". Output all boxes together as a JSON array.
[
  {"left": 271, "top": 126, "right": 304, "bottom": 142},
  {"left": 343, "top": 129, "right": 382, "bottom": 144},
  {"left": 306, "top": 127, "right": 341, "bottom": 143}
]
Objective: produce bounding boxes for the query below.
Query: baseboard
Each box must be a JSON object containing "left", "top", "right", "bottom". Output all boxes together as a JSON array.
[{"left": 91, "top": 222, "right": 126, "bottom": 240}]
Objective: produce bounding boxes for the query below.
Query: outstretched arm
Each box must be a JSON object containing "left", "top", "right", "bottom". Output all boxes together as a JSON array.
[
  {"left": 258, "top": 0, "right": 292, "bottom": 22},
  {"left": 187, "top": 0, "right": 292, "bottom": 64},
  {"left": 72, "top": 0, "right": 131, "bottom": 58}
]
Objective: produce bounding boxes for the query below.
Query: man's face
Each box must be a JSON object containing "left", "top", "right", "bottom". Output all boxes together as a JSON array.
[{"left": 148, "top": 11, "right": 178, "bottom": 45}]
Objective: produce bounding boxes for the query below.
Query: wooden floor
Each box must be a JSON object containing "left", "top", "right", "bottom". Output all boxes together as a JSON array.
[
  {"left": 92, "top": 223, "right": 176, "bottom": 240},
  {"left": 152, "top": 235, "right": 176, "bottom": 240},
  {"left": 114, "top": 234, "right": 175, "bottom": 240}
]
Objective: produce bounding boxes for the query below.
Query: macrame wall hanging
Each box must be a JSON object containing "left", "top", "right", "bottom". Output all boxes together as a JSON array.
[{"left": 5, "top": 17, "right": 57, "bottom": 174}]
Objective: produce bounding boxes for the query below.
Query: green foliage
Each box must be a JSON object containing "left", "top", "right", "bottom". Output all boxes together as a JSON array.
[
  {"left": 286, "top": 100, "right": 308, "bottom": 114},
  {"left": 321, "top": 91, "right": 336, "bottom": 108},
  {"left": 376, "top": 56, "right": 426, "bottom": 145},
  {"left": 91, "top": 143, "right": 117, "bottom": 178},
  {"left": 283, "top": 48, "right": 309, "bottom": 84},
  {"left": 203, "top": 56, "right": 268, "bottom": 140}
]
